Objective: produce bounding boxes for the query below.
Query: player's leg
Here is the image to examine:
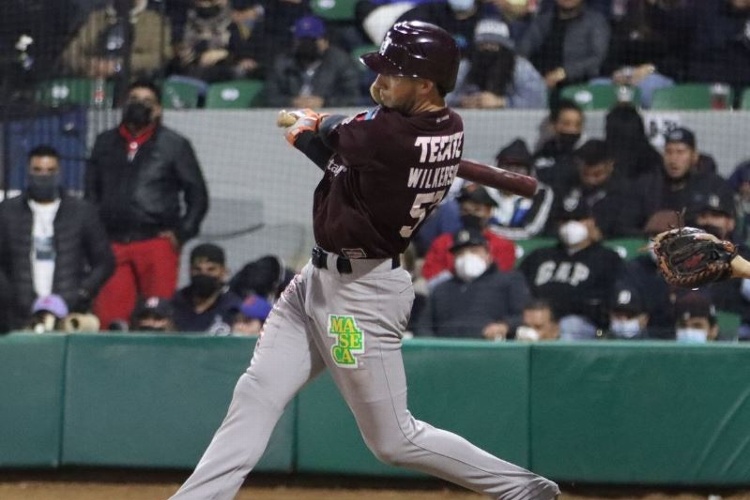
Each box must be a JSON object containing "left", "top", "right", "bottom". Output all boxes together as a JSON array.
[
  {"left": 306, "top": 263, "right": 559, "bottom": 500},
  {"left": 171, "top": 269, "right": 326, "bottom": 500}
]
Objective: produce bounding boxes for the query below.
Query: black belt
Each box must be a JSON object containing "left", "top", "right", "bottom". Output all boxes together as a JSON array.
[{"left": 311, "top": 247, "right": 399, "bottom": 274}]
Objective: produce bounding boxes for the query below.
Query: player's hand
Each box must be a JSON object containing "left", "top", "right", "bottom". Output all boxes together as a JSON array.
[{"left": 283, "top": 108, "right": 323, "bottom": 146}]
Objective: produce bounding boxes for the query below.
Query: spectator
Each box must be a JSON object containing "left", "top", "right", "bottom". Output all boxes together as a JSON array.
[
  {"left": 448, "top": 18, "right": 547, "bottom": 109},
  {"left": 27, "top": 294, "right": 69, "bottom": 334},
  {"left": 423, "top": 227, "right": 530, "bottom": 339},
  {"left": 0, "top": 145, "right": 114, "bottom": 330},
  {"left": 604, "top": 104, "right": 662, "bottom": 181},
  {"left": 618, "top": 127, "right": 734, "bottom": 237},
  {"left": 229, "top": 254, "right": 295, "bottom": 302},
  {"left": 85, "top": 80, "right": 209, "bottom": 329},
  {"left": 264, "top": 15, "right": 361, "bottom": 108},
  {"left": 60, "top": 0, "right": 172, "bottom": 81},
  {"left": 533, "top": 98, "right": 586, "bottom": 193},
  {"left": 548, "top": 138, "right": 625, "bottom": 238},
  {"left": 689, "top": 0, "right": 750, "bottom": 97},
  {"left": 517, "top": 0, "right": 610, "bottom": 97},
  {"left": 484, "top": 0, "right": 536, "bottom": 44},
  {"left": 175, "top": 0, "right": 267, "bottom": 82},
  {"left": 260, "top": 0, "right": 313, "bottom": 49},
  {"left": 519, "top": 202, "right": 624, "bottom": 339},
  {"left": 131, "top": 296, "right": 176, "bottom": 332},
  {"left": 357, "top": 0, "right": 441, "bottom": 46},
  {"left": 397, "top": 0, "right": 489, "bottom": 59},
  {"left": 673, "top": 292, "right": 719, "bottom": 343},
  {"left": 421, "top": 183, "right": 516, "bottom": 288},
  {"left": 231, "top": 294, "right": 273, "bottom": 335},
  {"left": 728, "top": 159, "right": 750, "bottom": 245},
  {"left": 172, "top": 243, "right": 242, "bottom": 334},
  {"left": 490, "top": 138, "right": 554, "bottom": 240},
  {"left": 515, "top": 299, "right": 560, "bottom": 341},
  {"left": 607, "top": 283, "right": 649, "bottom": 339}
]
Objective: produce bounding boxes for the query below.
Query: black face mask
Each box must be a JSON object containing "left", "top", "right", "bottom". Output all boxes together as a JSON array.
[
  {"left": 460, "top": 213, "right": 485, "bottom": 230},
  {"left": 190, "top": 274, "right": 222, "bottom": 298},
  {"left": 294, "top": 38, "right": 321, "bottom": 66},
  {"left": 122, "top": 101, "right": 153, "bottom": 129},
  {"left": 557, "top": 132, "right": 581, "bottom": 152},
  {"left": 27, "top": 173, "right": 60, "bottom": 202},
  {"left": 195, "top": 4, "right": 222, "bottom": 18}
]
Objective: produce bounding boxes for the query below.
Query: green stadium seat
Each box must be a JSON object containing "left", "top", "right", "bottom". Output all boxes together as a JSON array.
[
  {"left": 514, "top": 237, "right": 557, "bottom": 262},
  {"left": 740, "top": 87, "right": 750, "bottom": 110},
  {"left": 204, "top": 80, "right": 264, "bottom": 109},
  {"left": 162, "top": 79, "right": 202, "bottom": 109},
  {"left": 36, "top": 78, "right": 115, "bottom": 108},
  {"left": 603, "top": 238, "right": 648, "bottom": 260},
  {"left": 311, "top": 0, "right": 357, "bottom": 21},
  {"left": 560, "top": 84, "right": 639, "bottom": 110},
  {"left": 715, "top": 310, "right": 740, "bottom": 341},
  {"left": 650, "top": 84, "right": 734, "bottom": 110}
]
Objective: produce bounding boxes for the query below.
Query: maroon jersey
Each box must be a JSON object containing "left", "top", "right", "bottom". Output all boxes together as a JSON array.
[{"left": 314, "top": 106, "right": 464, "bottom": 259}]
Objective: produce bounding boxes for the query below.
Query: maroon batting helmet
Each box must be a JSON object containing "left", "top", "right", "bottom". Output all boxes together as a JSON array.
[{"left": 360, "top": 21, "right": 460, "bottom": 94}]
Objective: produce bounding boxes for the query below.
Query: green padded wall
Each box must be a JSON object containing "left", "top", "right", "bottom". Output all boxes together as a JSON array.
[
  {"left": 530, "top": 342, "right": 750, "bottom": 485},
  {"left": 0, "top": 333, "right": 67, "bottom": 467},
  {"left": 62, "top": 334, "right": 294, "bottom": 471},
  {"left": 296, "top": 339, "right": 530, "bottom": 475}
]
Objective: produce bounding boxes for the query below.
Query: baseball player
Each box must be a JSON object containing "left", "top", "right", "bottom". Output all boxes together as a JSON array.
[{"left": 170, "top": 21, "right": 559, "bottom": 500}]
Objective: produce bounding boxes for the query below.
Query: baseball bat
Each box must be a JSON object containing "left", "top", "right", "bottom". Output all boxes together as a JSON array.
[{"left": 276, "top": 111, "right": 538, "bottom": 198}]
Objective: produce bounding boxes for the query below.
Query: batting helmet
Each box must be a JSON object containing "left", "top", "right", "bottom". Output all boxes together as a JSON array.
[{"left": 360, "top": 21, "right": 460, "bottom": 94}]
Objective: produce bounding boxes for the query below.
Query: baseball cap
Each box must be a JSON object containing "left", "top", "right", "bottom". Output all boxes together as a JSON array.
[
  {"left": 293, "top": 15, "right": 326, "bottom": 39},
  {"left": 473, "top": 18, "right": 514, "bottom": 50},
  {"left": 132, "top": 296, "right": 173, "bottom": 320},
  {"left": 495, "top": 138, "right": 532, "bottom": 169},
  {"left": 664, "top": 127, "right": 696, "bottom": 149},
  {"left": 32, "top": 294, "right": 69, "bottom": 319},
  {"left": 610, "top": 285, "right": 644, "bottom": 315},
  {"left": 450, "top": 226, "right": 487, "bottom": 252},
  {"left": 240, "top": 294, "right": 272, "bottom": 321},
  {"left": 574, "top": 139, "right": 612, "bottom": 166},
  {"left": 696, "top": 191, "right": 735, "bottom": 218},
  {"left": 674, "top": 292, "right": 716, "bottom": 323},
  {"left": 190, "top": 243, "right": 226, "bottom": 266},
  {"left": 456, "top": 183, "right": 498, "bottom": 207}
]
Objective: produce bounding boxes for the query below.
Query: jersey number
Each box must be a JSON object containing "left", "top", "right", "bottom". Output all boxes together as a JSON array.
[{"left": 399, "top": 190, "right": 446, "bottom": 238}]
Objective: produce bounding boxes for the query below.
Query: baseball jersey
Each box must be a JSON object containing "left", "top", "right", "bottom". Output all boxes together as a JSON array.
[{"left": 314, "top": 106, "right": 464, "bottom": 258}]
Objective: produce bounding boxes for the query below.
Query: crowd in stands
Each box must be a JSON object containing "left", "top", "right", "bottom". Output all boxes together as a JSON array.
[{"left": 1, "top": 0, "right": 750, "bottom": 343}]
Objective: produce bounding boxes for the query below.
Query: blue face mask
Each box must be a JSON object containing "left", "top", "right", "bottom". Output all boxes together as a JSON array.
[
  {"left": 676, "top": 328, "right": 708, "bottom": 343},
  {"left": 448, "top": 0, "right": 475, "bottom": 12},
  {"left": 610, "top": 318, "right": 642, "bottom": 339}
]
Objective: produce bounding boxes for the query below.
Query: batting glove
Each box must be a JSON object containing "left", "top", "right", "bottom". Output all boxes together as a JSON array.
[{"left": 284, "top": 108, "right": 328, "bottom": 146}]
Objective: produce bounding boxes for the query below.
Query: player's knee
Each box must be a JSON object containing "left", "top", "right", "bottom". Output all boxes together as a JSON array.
[{"left": 365, "top": 437, "right": 409, "bottom": 467}]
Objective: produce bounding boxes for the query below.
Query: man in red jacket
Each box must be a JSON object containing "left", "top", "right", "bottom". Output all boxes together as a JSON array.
[{"left": 421, "top": 183, "right": 516, "bottom": 288}]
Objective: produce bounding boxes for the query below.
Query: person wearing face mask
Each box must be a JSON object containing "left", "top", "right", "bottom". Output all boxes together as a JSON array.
[
  {"left": 515, "top": 299, "right": 560, "bottom": 341},
  {"left": 131, "top": 296, "right": 176, "bottom": 333},
  {"left": 86, "top": 80, "right": 209, "bottom": 330},
  {"left": 423, "top": 227, "right": 530, "bottom": 339},
  {"left": 421, "top": 183, "right": 516, "bottom": 289},
  {"left": 171, "top": 244, "right": 242, "bottom": 334},
  {"left": 672, "top": 292, "right": 719, "bottom": 343},
  {"left": 519, "top": 202, "right": 624, "bottom": 340},
  {"left": 265, "top": 15, "right": 362, "bottom": 109},
  {"left": 532, "top": 98, "right": 586, "bottom": 194},
  {"left": 606, "top": 285, "right": 649, "bottom": 340},
  {"left": 0, "top": 145, "right": 115, "bottom": 330}
]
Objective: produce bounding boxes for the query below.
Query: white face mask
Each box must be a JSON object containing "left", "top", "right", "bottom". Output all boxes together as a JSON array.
[
  {"left": 448, "top": 0, "right": 475, "bottom": 12},
  {"left": 675, "top": 328, "right": 709, "bottom": 343},
  {"left": 454, "top": 253, "right": 488, "bottom": 281},
  {"left": 516, "top": 325, "right": 540, "bottom": 341},
  {"left": 610, "top": 318, "right": 642, "bottom": 339},
  {"left": 558, "top": 220, "right": 589, "bottom": 247}
]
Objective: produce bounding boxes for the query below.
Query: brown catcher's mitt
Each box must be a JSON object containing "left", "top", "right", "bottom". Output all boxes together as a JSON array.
[{"left": 652, "top": 227, "right": 738, "bottom": 288}]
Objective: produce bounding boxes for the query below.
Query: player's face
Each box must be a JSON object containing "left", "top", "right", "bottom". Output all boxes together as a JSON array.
[
  {"left": 663, "top": 143, "right": 696, "bottom": 179},
  {"left": 28, "top": 155, "right": 60, "bottom": 176},
  {"left": 371, "top": 74, "right": 422, "bottom": 113}
]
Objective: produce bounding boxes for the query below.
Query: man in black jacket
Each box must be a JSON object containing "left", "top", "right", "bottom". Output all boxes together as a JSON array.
[
  {"left": 85, "top": 80, "right": 209, "bottom": 329},
  {"left": 0, "top": 145, "right": 115, "bottom": 330}
]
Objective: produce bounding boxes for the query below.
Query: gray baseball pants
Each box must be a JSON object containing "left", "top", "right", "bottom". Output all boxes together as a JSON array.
[{"left": 170, "top": 255, "right": 560, "bottom": 500}]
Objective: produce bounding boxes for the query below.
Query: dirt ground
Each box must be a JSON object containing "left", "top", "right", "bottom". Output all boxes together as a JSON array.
[{"left": 0, "top": 472, "right": 747, "bottom": 500}]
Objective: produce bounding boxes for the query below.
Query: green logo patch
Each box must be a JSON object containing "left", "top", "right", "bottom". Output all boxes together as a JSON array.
[{"left": 327, "top": 315, "right": 365, "bottom": 368}]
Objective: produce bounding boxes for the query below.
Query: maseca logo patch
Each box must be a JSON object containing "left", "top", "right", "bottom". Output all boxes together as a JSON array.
[{"left": 327, "top": 315, "right": 365, "bottom": 368}]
